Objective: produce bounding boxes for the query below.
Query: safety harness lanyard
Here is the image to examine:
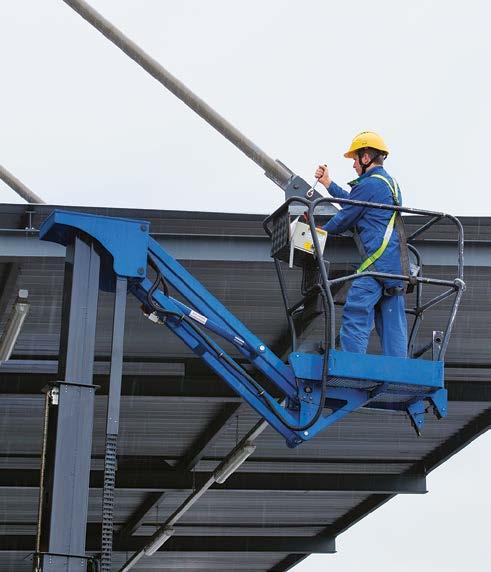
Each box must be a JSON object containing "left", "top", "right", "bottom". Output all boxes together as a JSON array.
[{"left": 356, "top": 174, "right": 399, "bottom": 273}]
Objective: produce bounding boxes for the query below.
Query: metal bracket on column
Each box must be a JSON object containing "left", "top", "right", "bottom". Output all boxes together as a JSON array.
[{"left": 32, "top": 552, "right": 96, "bottom": 572}]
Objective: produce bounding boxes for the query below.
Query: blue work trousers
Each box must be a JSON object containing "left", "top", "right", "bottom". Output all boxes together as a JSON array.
[{"left": 340, "top": 276, "right": 408, "bottom": 357}]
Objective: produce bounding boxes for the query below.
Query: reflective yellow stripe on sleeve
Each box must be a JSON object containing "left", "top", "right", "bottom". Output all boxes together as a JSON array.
[{"left": 356, "top": 175, "right": 399, "bottom": 274}]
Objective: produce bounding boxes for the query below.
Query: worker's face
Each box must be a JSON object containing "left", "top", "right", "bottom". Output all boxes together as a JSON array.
[{"left": 353, "top": 153, "right": 368, "bottom": 177}]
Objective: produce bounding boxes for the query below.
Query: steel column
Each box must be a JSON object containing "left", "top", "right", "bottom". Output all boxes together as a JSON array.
[{"left": 35, "top": 236, "right": 100, "bottom": 572}]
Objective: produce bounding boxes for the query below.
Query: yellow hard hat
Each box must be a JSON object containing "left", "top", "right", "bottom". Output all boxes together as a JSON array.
[{"left": 344, "top": 131, "right": 389, "bottom": 158}]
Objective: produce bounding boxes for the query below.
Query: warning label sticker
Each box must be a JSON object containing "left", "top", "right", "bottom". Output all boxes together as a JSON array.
[{"left": 189, "top": 310, "right": 208, "bottom": 325}]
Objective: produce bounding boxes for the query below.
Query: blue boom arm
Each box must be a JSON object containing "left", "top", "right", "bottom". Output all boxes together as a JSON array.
[{"left": 40, "top": 210, "right": 448, "bottom": 447}]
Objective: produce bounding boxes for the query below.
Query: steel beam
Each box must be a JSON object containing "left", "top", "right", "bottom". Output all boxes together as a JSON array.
[
  {"left": 216, "top": 472, "right": 425, "bottom": 494},
  {"left": 330, "top": 408, "right": 491, "bottom": 537},
  {"left": 0, "top": 360, "right": 184, "bottom": 376},
  {"left": 0, "top": 454, "right": 417, "bottom": 471},
  {"left": 273, "top": 407, "right": 491, "bottom": 571},
  {"left": 1, "top": 469, "right": 426, "bottom": 494},
  {"left": 117, "top": 403, "right": 243, "bottom": 538},
  {"left": 1, "top": 230, "right": 490, "bottom": 267},
  {"left": 1, "top": 370, "right": 490, "bottom": 403},
  {"left": 112, "top": 470, "right": 426, "bottom": 494},
  {"left": 267, "top": 494, "right": 394, "bottom": 571},
  {"left": 0, "top": 532, "right": 337, "bottom": 554},
  {"left": 115, "top": 535, "right": 336, "bottom": 554}
]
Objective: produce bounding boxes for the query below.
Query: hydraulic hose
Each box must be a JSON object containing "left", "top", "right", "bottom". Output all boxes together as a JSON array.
[
  {"left": 262, "top": 287, "right": 329, "bottom": 432},
  {"left": 273, "top": 258, "right": 297, "bottom": 353},
  {"left": 144, "top": 266, "right": 328, "bottom": 432}
]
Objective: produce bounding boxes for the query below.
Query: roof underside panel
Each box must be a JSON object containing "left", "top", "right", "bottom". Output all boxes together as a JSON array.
[{"left": 2, "top": 262, "right": 491, "bottom": 365}]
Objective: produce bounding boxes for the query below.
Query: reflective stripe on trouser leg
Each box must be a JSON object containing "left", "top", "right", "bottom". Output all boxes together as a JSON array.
[
  {"left": 374, "top": 293, "right": 408, "bottom": 357},
  {"left": 340, "top": 277, "right": 382, "bottom": 354}
]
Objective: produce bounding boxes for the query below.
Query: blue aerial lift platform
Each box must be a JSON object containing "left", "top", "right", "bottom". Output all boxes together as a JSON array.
[{"left": 39, "top": 196, "right": 464, "bottom": 449}]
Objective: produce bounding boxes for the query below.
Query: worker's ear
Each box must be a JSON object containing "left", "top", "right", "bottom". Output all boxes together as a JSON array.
[{"left": 361, "top": 152, "right": 370, "bottom": 166}]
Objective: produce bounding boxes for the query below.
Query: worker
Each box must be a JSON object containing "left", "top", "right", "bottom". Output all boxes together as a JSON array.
[{"left": 314, "top": 131, "right": 407, "bottom": 357}]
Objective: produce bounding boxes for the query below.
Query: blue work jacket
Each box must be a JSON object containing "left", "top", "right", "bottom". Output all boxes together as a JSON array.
[{"left": 322, "top": 166, "right": 403, "bottom": 279}]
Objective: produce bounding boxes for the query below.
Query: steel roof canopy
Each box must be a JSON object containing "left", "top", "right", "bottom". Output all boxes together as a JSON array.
[{"left": 0, "top": 203, "right": 490, "bottom": 571}]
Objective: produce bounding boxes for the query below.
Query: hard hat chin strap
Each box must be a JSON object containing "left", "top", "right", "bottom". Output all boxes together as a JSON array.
[{"left": 357, "top": 148, "right": 384, "bottom": 175}]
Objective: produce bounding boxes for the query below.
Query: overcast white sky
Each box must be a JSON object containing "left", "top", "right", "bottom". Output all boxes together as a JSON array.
[
  {"left": 1, "top": 1, "right": 491, "bottom": 571},
  {"left": 2, "top": 1, "right": 490, "bottom": 215}
]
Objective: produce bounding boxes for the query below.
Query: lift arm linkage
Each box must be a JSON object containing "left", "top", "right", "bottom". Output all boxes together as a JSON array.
[{"left": 40, "top": 209, "right": 450, "bottom": 447}]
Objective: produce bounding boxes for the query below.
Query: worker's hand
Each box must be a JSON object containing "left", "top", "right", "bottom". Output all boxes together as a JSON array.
[
  {"left": 315, "top": 164, "right": 331, "bottom": 188},
  {"left": 301, "top": 213, "right": 326, "bottom": 233}
]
